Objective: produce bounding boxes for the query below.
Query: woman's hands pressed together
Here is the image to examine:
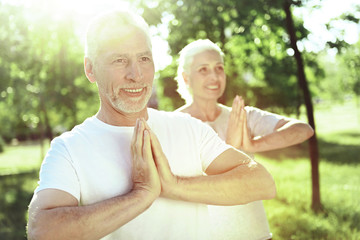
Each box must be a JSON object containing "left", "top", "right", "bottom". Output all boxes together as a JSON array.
[{"left": 226, "top": 95, "right": 256, "bottom": 152}]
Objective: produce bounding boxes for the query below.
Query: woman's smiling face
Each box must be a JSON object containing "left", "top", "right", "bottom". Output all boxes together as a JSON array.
[{"left": 185, "top": 50, "right": 226, "bottom": 102}]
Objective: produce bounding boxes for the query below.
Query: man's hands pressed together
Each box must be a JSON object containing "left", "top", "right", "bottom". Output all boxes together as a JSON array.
[
  {"left": 131, "top": 118, "right": 161, "bottom": 199},
  {"left": 132, "top": 119, "right": 275, "bottom": 206},
  {"left": 132, "top": 118, "right": 179, "bottom": 199}
]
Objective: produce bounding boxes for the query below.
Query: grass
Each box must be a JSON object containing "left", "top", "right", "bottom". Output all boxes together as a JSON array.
[
  {"left": 259, "top": 153, "right": 360, "bottom": 239},
  {"left": 0, "top": 140, "right": 48, "bottom": 175},
  {"left": 257, "top": 99, "right": 360, "bottom": 240},
  {"left": 0, "top": 99, "right": 359, "bottom": 239}
]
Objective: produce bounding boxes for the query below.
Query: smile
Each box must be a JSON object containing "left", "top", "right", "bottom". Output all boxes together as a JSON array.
[
  {"left": 206, "top": 85, "right": 219, "bottom": 90},
  {"left": 123, "top": 88, "right": 144, "bottom": 93}
]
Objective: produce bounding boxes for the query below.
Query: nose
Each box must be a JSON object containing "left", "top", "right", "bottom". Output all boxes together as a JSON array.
[
  {"left": 126, "top": 61, "right": 143, "bottom": 82},
  {"left": 209, "top": 69, "right": 219, "bottom": 81}
]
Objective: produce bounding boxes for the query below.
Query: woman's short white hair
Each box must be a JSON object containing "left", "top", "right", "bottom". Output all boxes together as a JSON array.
[
  {"left": 85, "top": 10, "right": 151, "bottom": 62},
  {"left": 176, "top": 39, "right": 224, "bottom": 104}
]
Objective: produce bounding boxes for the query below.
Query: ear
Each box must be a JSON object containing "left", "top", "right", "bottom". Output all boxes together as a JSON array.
[
  {"left": 84, "top": 57, "right": 96, "bottom": 83},
  {"left": 182, "top": 72, "right": 189, "bottom": 86}
]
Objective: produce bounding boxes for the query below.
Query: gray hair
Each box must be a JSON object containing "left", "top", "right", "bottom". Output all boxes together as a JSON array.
[
  {"left": 176, "top": 39, "right": 224, "bottom": 103},
  {"left": 85, "top": 10, "right": 151, "bottom": 62}
]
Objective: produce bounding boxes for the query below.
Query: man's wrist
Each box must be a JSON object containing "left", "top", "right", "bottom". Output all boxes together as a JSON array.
[
  {"left": 129, "top": 188, "right": 158, "bottom": 207},
  {"left": 161, "top": 175, "right": 181, "bottom": 200}
]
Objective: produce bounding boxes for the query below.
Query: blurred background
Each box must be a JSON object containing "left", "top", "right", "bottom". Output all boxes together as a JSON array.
[{"left": 0, "top": 0, "right": 359, "bottom": 239}]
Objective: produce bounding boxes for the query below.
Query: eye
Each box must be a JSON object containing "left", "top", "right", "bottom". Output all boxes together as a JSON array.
[
  {"left": 199, "top": 67, "right": 207, "bottom": 73},
  {"left": 216, "top": 65, "right": 224, "bottom": 72},
  {"left": 140, "top": 56, "right": 152, "bottom": 63},
  {"left": 113, "top": 58, "right": 127, "bottom": 64}
]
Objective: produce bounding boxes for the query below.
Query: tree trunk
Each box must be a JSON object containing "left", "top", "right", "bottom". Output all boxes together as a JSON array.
[
  {"left": 283, "top": 0, "right": 322, "bottom": 211},
  {"left": 39, "top": 93, "right": 53, "bottom": 140}
]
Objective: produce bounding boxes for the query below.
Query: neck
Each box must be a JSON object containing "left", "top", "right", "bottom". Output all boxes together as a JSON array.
[
  {"left": 188, "top": 98, "right": 221, "bottom": 122},
  {"left": 96, "top": 105, "right": 148, "bottom": 127}
]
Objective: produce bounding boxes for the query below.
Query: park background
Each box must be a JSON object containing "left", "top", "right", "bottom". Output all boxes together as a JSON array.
[{"left": 0, "top": 0, "right": 359, "bottom": 239}]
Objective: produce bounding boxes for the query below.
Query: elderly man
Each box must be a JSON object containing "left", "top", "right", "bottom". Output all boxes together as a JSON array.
[{"left": 27, "top": 10, "right": 276, "bottom": 240}]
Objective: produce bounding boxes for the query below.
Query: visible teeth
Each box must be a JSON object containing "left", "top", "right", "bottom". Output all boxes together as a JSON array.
[
  {"left": 207, "top": 85, "right": 219, "bottom": 89},
  {"left": 124, "top": 88, "right": 143, "bottom": 93}
]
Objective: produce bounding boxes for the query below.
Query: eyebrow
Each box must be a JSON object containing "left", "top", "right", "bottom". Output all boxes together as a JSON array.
[
  {"left": 108, "top": 53, "right": 128, "bottom": 59},
  {"left": 108, "top": 51, "right": 152, "bottom": 59},
  {"left": 196, "top": 62, "right": 224, "bottom": 67},
  {"left": 136, "top": 51, "right": 152, "bottom": 57}
]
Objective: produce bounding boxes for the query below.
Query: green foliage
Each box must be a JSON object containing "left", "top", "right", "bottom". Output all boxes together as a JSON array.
[
  {"left": 142, "top": 0, "right": 324, "bottom": 113},
  {"left": 340, "top": 40, "right": 360, "bottom": 97},
  {"left": 0, "top": 171, "right": 38, "bottom": 240},
  {"left": 0, "top": 0, "right": 358, "bottom": 140},
  {"left": 0, "top": 3, "right": 98, "bottom": 142},
  {"left": 0, "top": 136, "right": 4, "bottom": 153},
  {"left": 155, "top": 60, "right": 185, "bottom": 111}
]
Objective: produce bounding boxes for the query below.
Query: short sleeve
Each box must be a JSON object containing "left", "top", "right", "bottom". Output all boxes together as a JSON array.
[
  {"left": 35, "top": 137, "right": 81, "bottom": 201},
  {"left": 195, "top": 119, "right": 232, "bottom": 171},
  {"left": 246, "top": 106, "right": 283, "bottom": 137}
]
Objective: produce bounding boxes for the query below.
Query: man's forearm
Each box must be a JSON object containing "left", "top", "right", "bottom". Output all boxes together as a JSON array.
[
  {"left": 162, "top": 162, "right": 276, "bottom": 206},
  {"left": 28, "top": 190, "right": 156, "bottom": 240}
]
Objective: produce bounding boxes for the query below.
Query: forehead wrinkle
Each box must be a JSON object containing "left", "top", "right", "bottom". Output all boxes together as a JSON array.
[
  {"left": 195, "top": 61, "right": 223, "bottom": 68},
  {"left": 136, "top": 51, "right": 152, "bottom": 57}
]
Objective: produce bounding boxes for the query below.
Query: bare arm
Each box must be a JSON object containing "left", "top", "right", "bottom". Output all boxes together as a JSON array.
[
  {"left": 248, "top": 118, "right": 314, "bottom": 152},
  {"left": 226, "top": 95, "right": 314, "bottom": 153},
  {"left": 144, "top": 120, "right": 276, "bottom": 206},
  {"left": 27, "top": 189, "right": 155, "bottom": 240},
  {"left": 170, "top": 149, "right": 275, "bottom": 205},
  {"left": 27, "top": 119, "right": 160, "bottom": 240}
]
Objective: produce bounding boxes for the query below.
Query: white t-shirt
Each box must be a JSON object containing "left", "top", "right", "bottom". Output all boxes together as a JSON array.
[
  {"left": 206, "top": 104, "right": 282, "bottom": 240},
  {"left": 35, "top": 108, "right": 231, "bottom": 240}
]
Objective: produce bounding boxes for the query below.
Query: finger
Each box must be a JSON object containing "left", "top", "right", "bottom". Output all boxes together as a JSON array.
[
  {"left": 137, "top": 120, "right": 145, "bottom": 157},
  {"left": 131, "top": 119, "right": 140, "bottom": 154},
  {"left": 230, "top": 96, "right": 240, "bottom": 121},
  {"left": 231, "top": 96, "right": 238, "bottom": 109},
  {"left": 241, "top": 107, "right": 250, "bottom": 139},
  {"left": 142, "top": 118, "right": 151, "bottom": 131},
  {"left": 239, "top": 96, "right": 244, "bottom": 109},
  {"left": 148, "top": 130, "right": 168, "bottom": 170},
  {"left": 142, "top": 130, "right": 153, "bottom": 165},
  {"left": 235, "top": 96, "right": 243, "bottom": 119}
]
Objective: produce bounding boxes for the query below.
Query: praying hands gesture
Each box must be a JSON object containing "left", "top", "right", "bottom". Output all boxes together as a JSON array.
[
  {"left": 226, "top": 95, "right": 315, "bottom": 153},
  {"left": 131, "top": 118, "right": 178, "bottom": 199},
  {"left": 131, "top": 118, "right": 161, "bottom": 199},
  {"left": 132, "top": 118, "right": 275, "bottom": 206},
  {"left": 226, "top": 95, "right": 256, "bottom": 152}
]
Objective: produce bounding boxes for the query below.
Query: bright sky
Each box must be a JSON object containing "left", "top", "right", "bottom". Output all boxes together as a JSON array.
[
  {"left": 3, "top": 0, "right": 360, "bottom": 69},
  {"left": 293, "top": 0, "right": 360, "bottom": 53}
]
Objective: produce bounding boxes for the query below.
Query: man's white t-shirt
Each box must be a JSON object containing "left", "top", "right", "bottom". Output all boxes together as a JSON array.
[
  {"left": 35, "top": 108, "right": 231, "bottom": 240},
  {"left": 206, "top": 104, "right": 282, "bottom": 240}
]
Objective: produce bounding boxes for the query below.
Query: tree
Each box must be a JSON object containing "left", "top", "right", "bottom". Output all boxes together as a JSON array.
[
  {"left": 283, "top": 0, "right": 321, "bottom": 211},
  {"left": 139, "top": 0, "right": 325, "bottom": 211},
  {"left": 147, "top": 0, "right": 320, "bottom": 115},
  {"left": 0, "top": 2, "right": 98, "bottom": 142}
]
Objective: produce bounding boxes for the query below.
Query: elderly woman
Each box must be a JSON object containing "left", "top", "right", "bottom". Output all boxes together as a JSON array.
[{"left": 176, "top": 39, "right": 314, "bottom": 240}]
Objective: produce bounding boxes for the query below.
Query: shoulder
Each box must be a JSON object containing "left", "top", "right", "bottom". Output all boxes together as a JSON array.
[
  {"left": 51, "top": 117, "right": 95, "bottom": 146},
  {"left": 149, "top": 107, "right": 194, "bottom": 121},
  {"left": 218, "top": 103, "right": 231, "bottom": 113},
  {"left": 148, "top": 108, "right": 211, "bottom": 132},
  {"left": 174, "top": 104, "right": 192, "bottom": 114},
  {"left": 244, "top": 106, "right": 283, "bottom": 120}
]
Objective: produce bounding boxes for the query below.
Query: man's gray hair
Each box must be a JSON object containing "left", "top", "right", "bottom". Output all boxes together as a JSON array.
[
  {"left": 176, "top": 39, "right": 224, "bottom": 104},
  {"left": 85, "top": 10, "right": 151, "bottom": 62}
]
